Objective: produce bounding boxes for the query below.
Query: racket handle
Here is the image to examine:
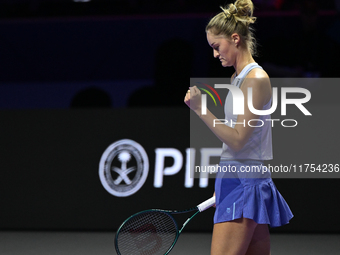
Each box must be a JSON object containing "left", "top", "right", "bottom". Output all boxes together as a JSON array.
[{"left": 197, "top": 196, "right": 216, "bottom": 212}]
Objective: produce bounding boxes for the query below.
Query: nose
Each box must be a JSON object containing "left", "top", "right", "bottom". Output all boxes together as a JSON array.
[{"left": 213, "top": 49, "right": 219, "bottom": 58}]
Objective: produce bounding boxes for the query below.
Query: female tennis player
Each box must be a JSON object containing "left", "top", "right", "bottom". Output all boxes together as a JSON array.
[{"left": 184, "top": 0, "right": 293, "bottom": 254}]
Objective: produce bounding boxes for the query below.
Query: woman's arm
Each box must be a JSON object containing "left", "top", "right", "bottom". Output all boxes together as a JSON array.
[{"left": 185, "top": 69, "right": 271, "bottom": 152}]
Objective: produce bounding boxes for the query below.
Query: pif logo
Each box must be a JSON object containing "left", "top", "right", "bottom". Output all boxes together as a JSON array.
[{"left": 99, "top": 139, "right": 149, "bottom": 197}]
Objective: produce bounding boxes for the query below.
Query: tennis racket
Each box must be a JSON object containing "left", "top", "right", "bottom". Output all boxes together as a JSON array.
[{"left": 115, "top": 196, "right": 216, "bottom": 255}]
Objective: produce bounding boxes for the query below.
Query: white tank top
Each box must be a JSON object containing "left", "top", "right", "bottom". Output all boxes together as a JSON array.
[{"left": 220, "top": 63, "right": 273, "bottom": 160}]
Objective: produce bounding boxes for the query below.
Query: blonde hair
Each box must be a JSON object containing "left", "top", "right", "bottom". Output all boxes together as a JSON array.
[{"left": 206, "top": 0, "right": 257, "bottom": 55}]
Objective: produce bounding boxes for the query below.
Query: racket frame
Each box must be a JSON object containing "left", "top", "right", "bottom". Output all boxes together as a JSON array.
[
  {"left": 115, "top": 206, "right": 200, "bottom": 255},
  {"left": 115, "top": 197, "right": 215, "bottom": 255}
]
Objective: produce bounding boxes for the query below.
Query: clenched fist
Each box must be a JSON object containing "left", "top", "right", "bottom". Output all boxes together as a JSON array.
[{"left": 184, "top": 86, "right": 202, "bottom": 115}]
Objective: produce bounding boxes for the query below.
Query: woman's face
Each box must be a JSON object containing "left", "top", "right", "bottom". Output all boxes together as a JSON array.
[{"left": 206, "top": 31, "right": 236, "bottom": 67}]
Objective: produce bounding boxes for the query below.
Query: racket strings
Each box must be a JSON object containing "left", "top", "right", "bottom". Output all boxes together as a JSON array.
[{"left": 116, "top": 211, "right": 178, "bottom": 255}]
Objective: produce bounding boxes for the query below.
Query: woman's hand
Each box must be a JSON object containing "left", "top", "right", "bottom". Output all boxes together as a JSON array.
[{"left": 184, "top": 86, "right": 202, "bottom": 115}]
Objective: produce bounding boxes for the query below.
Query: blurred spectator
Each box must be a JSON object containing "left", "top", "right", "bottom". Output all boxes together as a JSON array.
[{"left": 128, "top": 38, "right": 194, "bottom": 107}]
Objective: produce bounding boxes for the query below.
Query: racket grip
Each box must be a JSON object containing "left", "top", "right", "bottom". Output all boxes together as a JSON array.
[{"left": 197, "top": 196, "right": 216, "bottom": 212}]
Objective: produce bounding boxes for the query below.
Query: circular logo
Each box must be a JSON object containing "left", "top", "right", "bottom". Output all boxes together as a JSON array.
[{"left": 99, "top": 139, "right": 149, "bottom": 197}]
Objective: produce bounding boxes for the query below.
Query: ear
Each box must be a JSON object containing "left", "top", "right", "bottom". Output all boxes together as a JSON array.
[{"left": 231, "top": 33, "right": 240, "bottom": 46}]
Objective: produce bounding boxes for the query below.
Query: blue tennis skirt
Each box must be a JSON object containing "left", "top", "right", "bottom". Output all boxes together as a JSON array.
[{"left": 214, "top": 160, "right": 293, "bottom": 228}]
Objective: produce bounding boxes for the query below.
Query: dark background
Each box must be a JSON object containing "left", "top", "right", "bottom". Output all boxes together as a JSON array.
[{"left": 0, "top": 0, "right": 340, "bottom": 233}]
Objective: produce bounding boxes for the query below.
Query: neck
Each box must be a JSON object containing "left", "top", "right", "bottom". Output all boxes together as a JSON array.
[{"left": 234, "top": 51, "right": 255, "bottom": 76}]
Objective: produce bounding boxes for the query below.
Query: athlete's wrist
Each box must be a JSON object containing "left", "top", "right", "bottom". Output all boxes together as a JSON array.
[{"left": 194, "top": 107, "right": 202, "bottom": 117}]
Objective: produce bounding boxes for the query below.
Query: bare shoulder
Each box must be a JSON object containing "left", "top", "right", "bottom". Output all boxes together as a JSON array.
[
  {"left": 242, "top": 68, "right": 271, "bottom": 90},
  {"left": 241, "top": 68, "right": 271, "bottom": 103},
  {"left": 247, "top": 68, "right": 269, "bottom": 79}
]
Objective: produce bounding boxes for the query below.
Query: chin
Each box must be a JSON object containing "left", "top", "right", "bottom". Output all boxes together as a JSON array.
[{"left": 221, "top": 62, "right": 231, "bottom": 68}]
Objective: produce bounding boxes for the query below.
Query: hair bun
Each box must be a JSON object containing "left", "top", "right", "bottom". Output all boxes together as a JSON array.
[
  {"left": 221, "top": 0, "right": 255, "bottom": 25},
  {"left": 235, "top": 0, "right": 254, "bottom": 17},
  {"left": 229, "top": 3, "right": 238, "bottom": 14},
  {"left": 220, "top": 3, "right": 238, "bottom": 19},
  {"left": 234, "top": 0, "right": 256, "bottom": 26}
]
